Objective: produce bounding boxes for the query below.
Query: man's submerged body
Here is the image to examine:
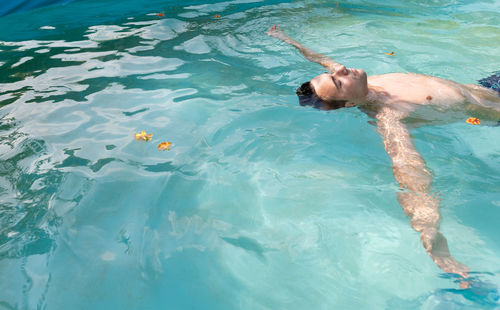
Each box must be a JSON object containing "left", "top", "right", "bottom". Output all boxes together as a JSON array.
[{"left": 266, "top": 25, "right": 500, "bottom": 283}]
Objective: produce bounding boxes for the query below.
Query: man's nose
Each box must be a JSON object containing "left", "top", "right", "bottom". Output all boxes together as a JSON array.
[{"left": 334, "top": 65, "right": 347, "bottom": 76}]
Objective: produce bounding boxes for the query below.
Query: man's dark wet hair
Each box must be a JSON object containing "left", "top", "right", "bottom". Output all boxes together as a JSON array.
[{"left": 296, "top": 81, "right": 348, "bottom": 110}]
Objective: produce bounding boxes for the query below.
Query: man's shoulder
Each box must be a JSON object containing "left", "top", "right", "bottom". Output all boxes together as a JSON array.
[{"left": 370, "top": 72, "right": 426, "bottom": 80}]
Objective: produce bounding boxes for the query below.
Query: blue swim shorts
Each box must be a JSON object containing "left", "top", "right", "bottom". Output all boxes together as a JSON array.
[{"left": 478, "top": 72, "right": 500, "bottom": 96}]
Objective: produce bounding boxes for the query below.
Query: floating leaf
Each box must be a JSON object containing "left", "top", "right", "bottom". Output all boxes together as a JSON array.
[
  {"left": 385, "top": 51, "right": 394, "bottom": 56},
  {"left": 135, "top": 131, "right": 153, "bottom": 141},
  {"left": 214, "top": 14, "right": 221, "bottom": 18},
  {"left": 465, "top": 117, "right": 480, "bottom": 125},
  {"left": 157, "top": 141, "right": 172, "bottom": 151}
]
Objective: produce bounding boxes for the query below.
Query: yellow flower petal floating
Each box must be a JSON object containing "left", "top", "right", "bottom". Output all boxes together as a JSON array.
[
  {"left": 385, "top": 51, "right": 394, "bottom": 56},
  {"left": 135, "top": 131, "right": 153, "bottom": 141},
  {"left": 157, "top": 141, "right": 172, "bottom": 151},
  {"left": 465, "top": 117, "right": 480, "bottom": 125}
]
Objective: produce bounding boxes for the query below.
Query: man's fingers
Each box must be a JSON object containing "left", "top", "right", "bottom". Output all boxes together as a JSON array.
[{"left": 265, "top": 24, "right": 282, "bottom": 36}]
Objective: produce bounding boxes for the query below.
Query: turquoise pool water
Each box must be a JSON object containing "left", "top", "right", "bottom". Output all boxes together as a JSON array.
[{"left": 1, "top": 0, "right": 500, "bottom": 309}]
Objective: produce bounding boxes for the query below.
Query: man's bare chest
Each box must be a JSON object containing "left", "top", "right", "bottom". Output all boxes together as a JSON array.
[{"left": 368, "top": 73, "right": 466, "bottom": 107}]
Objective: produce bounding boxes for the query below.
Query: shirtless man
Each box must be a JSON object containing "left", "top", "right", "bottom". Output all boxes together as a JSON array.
[{"left": 266, "top": 25, "right": 500, "bottom": 281}]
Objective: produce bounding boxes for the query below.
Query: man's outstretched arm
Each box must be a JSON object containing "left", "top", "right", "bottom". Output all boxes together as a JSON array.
[
  {"left": 265, "top": 25, "right": 343, "bottom": 72},
  {"left": 376, "top": 106, "right": 469, "bottom": 280}
]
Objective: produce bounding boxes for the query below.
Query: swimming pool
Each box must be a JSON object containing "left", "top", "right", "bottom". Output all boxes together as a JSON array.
[{"left": 1, "top": 0, "right": 499, "bottom": 308}]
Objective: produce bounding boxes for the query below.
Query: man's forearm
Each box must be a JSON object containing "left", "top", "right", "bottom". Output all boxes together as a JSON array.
[
  {"left": 266, "top": 25, "right": 342, "bottom": 72},
  {"left": 288, "top": 39, "right": 341, "bottom": 71}
]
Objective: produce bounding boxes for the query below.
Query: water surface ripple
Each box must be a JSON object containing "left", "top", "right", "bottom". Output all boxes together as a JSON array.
[{"left": 0, "top": 0, "right": 499, "bottom": 309}]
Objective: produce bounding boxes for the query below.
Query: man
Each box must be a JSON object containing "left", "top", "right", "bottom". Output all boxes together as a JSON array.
[{"left": 266, "top": 25, "right": 500, "bottom": 282}]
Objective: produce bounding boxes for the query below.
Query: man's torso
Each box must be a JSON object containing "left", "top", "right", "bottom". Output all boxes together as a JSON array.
[
  {"left": 368, "top": 73, "right": 468, "bottom": 107},
  {"left": 365, "top": 73, "right": 500, "bottom": 124}
]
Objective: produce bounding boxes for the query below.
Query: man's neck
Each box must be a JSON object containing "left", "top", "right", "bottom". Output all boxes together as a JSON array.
[{"left": 365, "top": 86, "right": 385, "bottom": 102}]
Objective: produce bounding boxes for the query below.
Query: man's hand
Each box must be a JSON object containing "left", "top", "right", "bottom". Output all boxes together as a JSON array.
[{"left": 265, "top": 25, "right": 287, "bottom": 41}]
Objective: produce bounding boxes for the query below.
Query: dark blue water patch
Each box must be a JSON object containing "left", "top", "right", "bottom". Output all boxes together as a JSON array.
[
  {"left": 387, "top": 273, "right": 500, "bottom": 309},
  {"left": 0, "top": 136, "right": 65, "bottom": 260},
  {"left": 437, "top": 273, "right": 500, "bottom": 308},
  {"left": 221, "top": 236, "right": 268, "bottom": 260},
  {"left": 54, "top": 148, "right": 120, "bottom": 172},
  {"left": 122, "top": 107, "right": 149, "bottom": 117},
  {"left": 0, "top": 0, "right": 288, "bottom": 41},
  {"left": 54, "top": 148, "right": 91, "bottom": 168},
  {"left": 0, "top": 0, "right": 78, "bottom": 17}
]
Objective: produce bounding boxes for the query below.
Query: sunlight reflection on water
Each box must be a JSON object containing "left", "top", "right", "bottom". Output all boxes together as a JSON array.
[{"left": 1, "top": 0, "right": 500, "bottom": 309}]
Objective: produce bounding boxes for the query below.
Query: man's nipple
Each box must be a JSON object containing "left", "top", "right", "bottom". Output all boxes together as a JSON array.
[{"left": 426, "top": 95, "right": 432, "bottom": 101}]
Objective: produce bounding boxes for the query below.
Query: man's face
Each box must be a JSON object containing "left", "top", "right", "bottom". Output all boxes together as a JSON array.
[{"left": 310, "top": 65, "right": 368, "bottom": 102}]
